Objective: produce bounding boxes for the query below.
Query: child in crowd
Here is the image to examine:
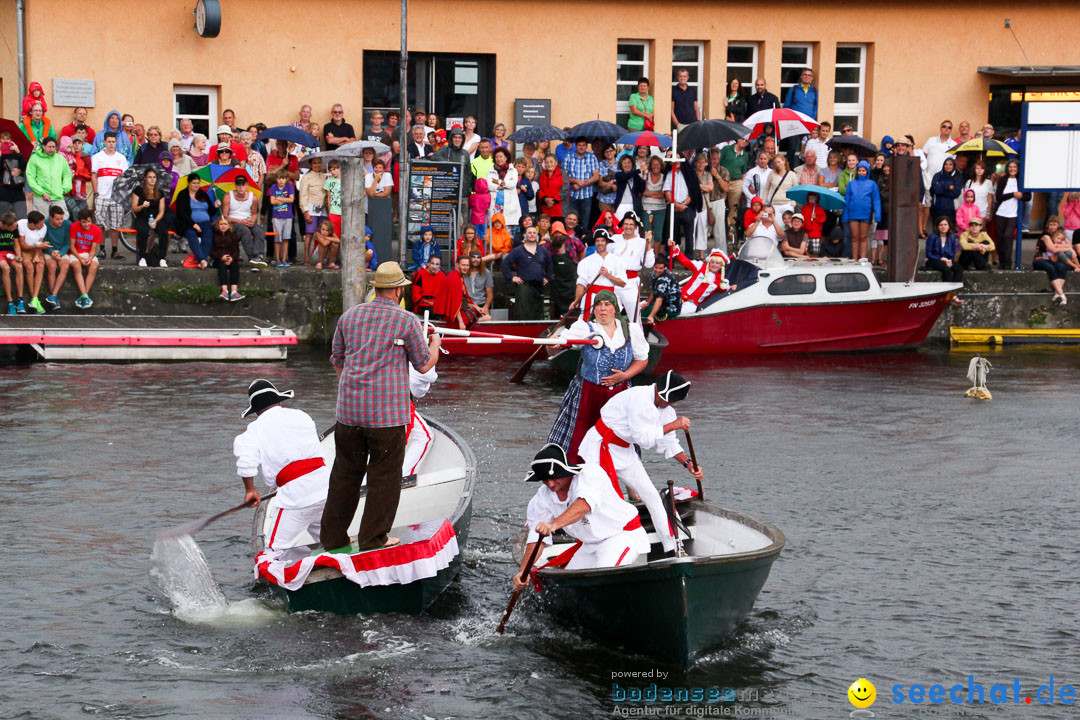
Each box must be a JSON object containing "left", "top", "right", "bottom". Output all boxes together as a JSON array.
[
  {"left": 536, "top": 213, "right": 552, "bottom": 243},
  {"left": 468, "top": 178, "right": 491, "bottom": 241},
  {"left": 1, "top": 213, "right": 25, "bottom": 314},
  {"left": 68, "top": 209, "right": 101, "bottom": 308},
  {"left": 411, "top": 225, "right": 441, "bottom": 269},
  {"left": 1052, "top": 229, "right": 1080, "bottom": 272},
  {"left": 298, "top": 156, "right": 328, "bottom": 265},
  {"left": 324, "top": 159, "right": 342, "bottom": 237},
  {"left": 515, "top": 157, "right": 534, "bottom": 222},
  {"left": 210, "top": 215, "right": 244, "bottom": 301},
  {"left": 17, "top": 210, "right": 49, "bottom": 314},
  {"left": 744, "top": 196, "right": 764, "bottom": 230},
  {"left": 313, "top": 219, "right": 340, "bottom": 269},
  {"left": 488, "top": 213, "right": 513, "bottom": 260},
  {"left": 22, "top": 81, "right": 47, "bottom": 118},
  {"left": 955, "top": 189, "right": 981, "bottom": 233},
  {"left": 269, "top": 169, "right": 295, "bottom": 267},
  {"left": 525, "top": 165, "right": 539, "bottom": 219},
  {"left": 517, "top": 214, "right": 535, "bottom": 245},
  {"left": 364, "top": 225, "right": 377, "bottom": 271}
]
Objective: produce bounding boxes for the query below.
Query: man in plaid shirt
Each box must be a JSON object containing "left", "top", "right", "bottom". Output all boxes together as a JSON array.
[
  {"left": 321, "top": 261, "right": 441, "bottom": 552},
  {"left": 563, "top": 139, "right": 600, "bottom": 234}
]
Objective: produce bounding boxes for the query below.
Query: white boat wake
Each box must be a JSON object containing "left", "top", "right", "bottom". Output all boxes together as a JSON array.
[{"left": 150, "top": 535, "right": 281, "bottom": 625}]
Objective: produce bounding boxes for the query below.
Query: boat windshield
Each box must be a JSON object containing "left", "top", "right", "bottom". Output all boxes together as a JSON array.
[{"left": 738, "top": 236, "right": 785, "bottom": 268}]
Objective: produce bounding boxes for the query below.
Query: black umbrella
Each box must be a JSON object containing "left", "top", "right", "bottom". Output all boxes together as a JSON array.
[
  {"left": 675, "top": 119, "right": 750, "bottom": 151},
  {"left": 826, "top": 135, "right": 877, "bottom": 157},
  {"left": 112, "top": 163, "right": 173, "bottom": 212},
  {"left": 566, "top": 120, "right": 625, "bottom": 142},
  {"left": 507, "top": 125, "right": 567, "bottom": 143}
]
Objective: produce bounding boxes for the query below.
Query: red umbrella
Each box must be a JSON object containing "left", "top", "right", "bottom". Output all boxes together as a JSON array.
[
  {"left": 742, "top": 108, "right": 819, "bottom": 140},
  {"left": 0, "top": 118, "right": 35, "bottom": 159}
]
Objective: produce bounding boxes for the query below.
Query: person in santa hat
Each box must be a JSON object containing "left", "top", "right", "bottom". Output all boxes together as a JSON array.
[
  {"left": 235, "top": 379, "right": 329, "bottom": 563},
  {"left": 667, "top": 239, "right": 731, "bottom": 312},
  {"left": 577, "top": 370, "right": 702, "bottom": 556},
  {"left": 512, "top": 442, "right": 651, "bottom": 589}
]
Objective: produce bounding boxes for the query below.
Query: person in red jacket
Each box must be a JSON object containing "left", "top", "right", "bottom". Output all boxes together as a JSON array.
[
  {"left": 411, "top": 254, "right": 446, "bottom": 315},
  {"left": 538, "top": 155, "right": 564, "bottom": 220},
  {"left": 22, "top": 82, "right": 47, "bottom": 118},
  {"left": 433, "top": 254, "right": 490, "bottom": 328},
  {"left": 743, "top": 196, "right": 764, "bottom": 230},
  {"left": 801, "top": 191, "right": 827, "bottom": 255}
]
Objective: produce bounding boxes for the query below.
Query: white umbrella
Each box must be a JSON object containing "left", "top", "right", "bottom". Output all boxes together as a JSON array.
[
  {"left": 742, "top": 108, "right": 819, "bottom": 140},
  {"left": 337, "top": 139, "right": 392, "bottom": 156}
]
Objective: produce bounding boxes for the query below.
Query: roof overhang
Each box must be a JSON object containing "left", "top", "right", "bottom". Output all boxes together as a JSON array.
[{"left": 978, "top": 66, "right": 1080, "bottom": 78}]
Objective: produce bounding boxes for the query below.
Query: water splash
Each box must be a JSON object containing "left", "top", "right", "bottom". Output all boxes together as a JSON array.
[{"left": 149, "top": 535, "right": 282, "bottom": 625}]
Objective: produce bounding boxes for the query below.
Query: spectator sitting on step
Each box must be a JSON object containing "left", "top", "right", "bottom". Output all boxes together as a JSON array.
[
  {"left": 411, "top": 225, "right": 441, "bottom": 270},
  {"left": 781, "top": 213, "right": 810, "bottom": 258},
  {"left": 222, "top": 174, "right": 266, "bottom": 268},
  {"left": 210, "top": 215, "right": 244, "bottom": 302},
  {"left": 411, "top": 254, "right": 445, "bottom": 316},
  {"left": 67, "top": 208, "right": 101, "bottom": 309},
  {"left": 43, "top": 205, "right": 72, "bottom": 310},
  {"left": 313, "top": 219, "right": 340, "bottom": 270},
  {"left": 1, "top": 213, "right": 25, "bottom": 314},
  {"left": 957, "top": 217, "right": 994, "bottom": 271}
]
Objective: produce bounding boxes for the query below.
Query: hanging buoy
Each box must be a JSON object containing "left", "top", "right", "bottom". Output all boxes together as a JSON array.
[{"left": 964, "top": 355, "right": 992, "bottom": 400}]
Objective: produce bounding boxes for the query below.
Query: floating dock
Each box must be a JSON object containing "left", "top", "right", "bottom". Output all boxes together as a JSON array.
[
  {"left": 950, "top": 327, "right": 1080, "bottom": 346},
  {"left": 0, "top": 315, "right": 297, "bottom": 362}
]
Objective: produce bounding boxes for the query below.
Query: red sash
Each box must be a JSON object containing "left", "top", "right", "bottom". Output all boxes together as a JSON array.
[
  {"left": 626, "top": 270, "right": 639, "bottom": 279},
  {"left": 596, "top": 417, "right": 630, "bottom": 497},
  {"left": 531, "top": 515, "right": 644, "bottom": 589},
  {"left": 276, "top": 457, "right": 325, "bottom": 486}
]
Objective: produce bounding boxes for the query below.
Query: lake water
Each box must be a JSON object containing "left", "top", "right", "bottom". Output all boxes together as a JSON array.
[{"left": 2, "top": 346, "right": 1077, "bottom": 719}]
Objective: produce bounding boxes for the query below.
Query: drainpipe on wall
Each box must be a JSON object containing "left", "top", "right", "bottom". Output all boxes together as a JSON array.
[{"left": 16, "top": 0, "right": 26, "bottom": 99}]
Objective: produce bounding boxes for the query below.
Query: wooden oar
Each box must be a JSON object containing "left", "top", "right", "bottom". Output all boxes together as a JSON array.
[
  {"left": 508, "top": 310, "right": 578, "bottom": 384},
  {"left": 496, "top": 538, "right": 544, "bottom": 634},
  {"left": 683, "top": 429, "right": 702, "bottom": 500},
  {"left": 157, "top": 491, "right": 277, "bottom": 539},
  {"left": 666, "top": 480, "right": 684, "bottom": 557}
]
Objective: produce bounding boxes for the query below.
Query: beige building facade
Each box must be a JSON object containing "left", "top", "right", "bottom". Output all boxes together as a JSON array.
[{"left": 2, "top": 0, "right": 1079, "bottom": 145}]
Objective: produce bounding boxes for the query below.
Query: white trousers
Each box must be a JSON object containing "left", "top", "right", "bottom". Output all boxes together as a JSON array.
[
  {"left": 565, "top": 527, "right": 650, "bottom": 569},
  {"left": 265, "top": 503, "right": 323, "bottom": 563},
  {"left": 694, "top": 208, "right": 709, "bottom": 251},
  {"left": 615, "top": 279, "right": 642, "bottom": 324},
  {"left": 404, "top": 411, "right": 433, "bottom": 476},
  {"left": 709, "top": 199, "right": 728, "bottom": 254},
  {"left": 579, "top": 431, "right": 676, "bottom": 552}
]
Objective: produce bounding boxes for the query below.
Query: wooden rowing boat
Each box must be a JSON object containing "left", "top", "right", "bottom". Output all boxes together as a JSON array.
[
  {"left": 252, "top": 418, "right": 476, "bottom": 614},
  {"left": 512, "top": 496, "right": 784, "bottom": 668}
]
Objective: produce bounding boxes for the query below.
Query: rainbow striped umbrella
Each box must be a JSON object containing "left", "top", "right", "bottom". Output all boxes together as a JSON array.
[{"left": 170, "top": 164, "right": 260, "bottom": 207}]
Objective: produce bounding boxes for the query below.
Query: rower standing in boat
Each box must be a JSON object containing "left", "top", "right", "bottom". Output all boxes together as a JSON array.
[
  {"left": 570, "top": 229, "right": 627, "bottom": 317},
  {"left": 578, "top": 370, "right": 702, "bottom": 556},
  {"left": 512, "top": 443, "right": 651, "bottom": 590},
  {"left": 548, "top": 289, "right": 649, "bottom": 463},
  {"left": 609, "top": 211, "right": 654, "bottom": 323},
  {"left": 321, "top": 262, "right": 442, "bottom": 553},
  {"left": 235, "top": 379, "right": 329, "bottom": 564},
  {"left": 667, "top": 240, "right": 729, "bottom": 313}
]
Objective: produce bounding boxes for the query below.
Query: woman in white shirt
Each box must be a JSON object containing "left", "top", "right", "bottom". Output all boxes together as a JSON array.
[
  {"left": 763, "top": 154, "right": 798, "bottom": 218},
  {"left": 963, "top": 159, "right": 994, "bottom": 218},
  {"left": 462, "top": 115, "right": 482, "bottom": 158}
]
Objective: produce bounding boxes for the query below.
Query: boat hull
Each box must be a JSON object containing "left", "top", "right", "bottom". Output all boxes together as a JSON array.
[
  {"left": 269, "top": 503, "right": 473, "bottom": 614},
  {"left": 657, "top": 286, "right": 957, "bottom": 354},
  {"left": 523, "top": 502, "right": 784, "bottom": 668}
]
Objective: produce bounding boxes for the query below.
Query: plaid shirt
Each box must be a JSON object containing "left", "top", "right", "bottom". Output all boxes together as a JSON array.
[
  {"left": 563, "top": 152, "right": 599, "bottom": 200},
  {"left": 331, "top": 297, "right": 428, "bottom": 428}
]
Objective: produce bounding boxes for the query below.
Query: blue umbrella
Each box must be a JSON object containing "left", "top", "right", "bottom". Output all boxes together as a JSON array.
[
  {"left": 615, "top": 130, "right": 672, "bottom": 148},
  {"left": 567, "top": 120, "right": 625, "bottom": 142},
  {"left": 507, "top": 125, "right": 566, "bottom": 143},
  {"left": 258, "top": 125, "right": 320, "bottom": 148},
  {"left": 786, "top": 184, "right": 846, "bottom": 211}
]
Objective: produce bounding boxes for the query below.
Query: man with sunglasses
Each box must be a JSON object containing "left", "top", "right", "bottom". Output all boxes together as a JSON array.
[{"left": 921, "top": 121, "right": 957, "bottom": 236}]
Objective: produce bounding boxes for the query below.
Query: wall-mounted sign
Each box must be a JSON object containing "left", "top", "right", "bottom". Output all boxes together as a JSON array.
[
  {"left": 1010, "top": 90, "right": 1080, "bottom": 103},
  {"left": 52, "top": 78, "right": 95, "bottom": 108},
  {"left": 514, "top": 99, "right": 551, "bottom": 129}
]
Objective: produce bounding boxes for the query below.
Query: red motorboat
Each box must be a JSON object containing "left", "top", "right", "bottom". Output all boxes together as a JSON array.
[{"left": 656, "top": 253, "right": 961, "bottom": 355}]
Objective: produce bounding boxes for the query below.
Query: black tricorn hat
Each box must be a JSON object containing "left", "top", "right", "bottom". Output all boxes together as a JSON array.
[
  {"left": 524, "top": 443, "right": 582, "bottom": 482},
  {"left": 657, "top": 370, "right": 691, "bottom": 403},
  {"left": 241, "top": 378, "right": 295, "bottom": 418}
]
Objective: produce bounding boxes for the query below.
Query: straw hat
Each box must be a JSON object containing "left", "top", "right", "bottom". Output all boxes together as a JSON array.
[{"left": 370, "top": 261, "right": 411, "bottom": 288}]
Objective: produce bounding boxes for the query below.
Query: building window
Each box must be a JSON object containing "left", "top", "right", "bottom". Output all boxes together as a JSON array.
[
  {"left": 616, "top": 41, "right": 650, "bottom": 128},
  {"left": 833, "top": 44, "right": 867, "bottom": 135},
  {"left": 780, "top": 43, "right": 814, "bottom": 103},
  {"left": 672, "top": 41, "right": 705, "bottom": 114},
  {"left": 174, "top": 85, "right": 218, "bottom": 138},
  {"left": 726, "top": 42, "right": 759, "bottom": 88}
]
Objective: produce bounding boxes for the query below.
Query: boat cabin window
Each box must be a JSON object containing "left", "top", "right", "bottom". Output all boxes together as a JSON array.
[
  {"left": 767, "top": 274, "right": 817, "bottom": 296},
  {"left": 825, "top": 272, "right": 871, "bottom": 293}
]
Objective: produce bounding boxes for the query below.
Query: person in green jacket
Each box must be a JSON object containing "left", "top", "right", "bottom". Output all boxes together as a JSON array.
[
  {"left": 836, "top": 152, "right": 859, "bottom": 196},
  {"left": 25, "top": 137, "right": 73, "bottom": 219}
]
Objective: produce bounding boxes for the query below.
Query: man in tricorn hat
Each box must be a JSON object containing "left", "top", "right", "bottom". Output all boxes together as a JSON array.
[
  {"left": 321, "top": 261, "right": 442, "bottom": 553},
  {"left": 578, "top": 370, "right": 702, "bottom": 555},
  {"left": 511, "top": 443, "right": 651, "bottom": 591},
  {"left": 570, "top": 228, "right": 627, "bottom": 318},
  {"left": 235, "top": 379, "right": 329, "bottom": 563}
]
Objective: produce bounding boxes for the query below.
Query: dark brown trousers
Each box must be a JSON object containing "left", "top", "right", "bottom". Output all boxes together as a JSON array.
[{"left": 320, "top": 423, "right": 406, "bottom": 551}]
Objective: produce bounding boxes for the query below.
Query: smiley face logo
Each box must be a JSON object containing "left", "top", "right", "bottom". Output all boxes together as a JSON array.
[{"left": 848, "top": 678, "right": 876, "bottom": 709}]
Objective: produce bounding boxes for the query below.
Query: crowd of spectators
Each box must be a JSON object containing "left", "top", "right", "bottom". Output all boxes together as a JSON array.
[{"left": 2, "top": 73, "right": 1076, "bottom": 316}]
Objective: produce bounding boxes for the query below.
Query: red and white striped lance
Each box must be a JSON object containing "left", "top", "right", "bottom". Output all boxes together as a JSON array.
[{"left": 431, "top": 326, "right": 604, "bottom": 348}]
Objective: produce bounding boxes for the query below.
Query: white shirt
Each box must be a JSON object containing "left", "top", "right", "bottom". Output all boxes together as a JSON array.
[
  {"left": 564, "top": 319, "right": 649, "bottom": 362},
  {"left": 525, "top": 464, "right": 640, "bottom": 546},
  {"left": 803, "top": 138, "right": 830, "bottom": 170},
  {"left": 743, "top": 164, "right": 772, "bottom": 203},
  {"left": 365, "top": 172, "right": 394, "bottom": 193},
  {"left": 233, "top": 406, "right": 330, "bottom": 509},
  {"left": 17, "top": 219, "right": 47, "bottom": 248},
  {"left": 665, "top": 169, "right": 690, "bottom": 204},
  {"left": 91, "top": 150, "right": 129, "bottom": 200},
  {"left": 964, "top": 179, "right": 994, "bottom": 217},
  {"left": 609, "top": 233, "right": 654, "bottom": 274},
  {"left": 226, "top": 190, "right": 254, "bottom": 221},
  {"left": 922, "top": 136, "right": 956, "bottom": 179},
  {"left": 410, "top": 366, "right": 438, "bottom": 399},
  {"left": 597, "top": 384, "right": 683, "bottom": 459},
  {"left": 576, "top": 251, "right": 627, "bottom": 290},
  {"left": 997, "top": 178, "right": 1019, "bottom": 218}
]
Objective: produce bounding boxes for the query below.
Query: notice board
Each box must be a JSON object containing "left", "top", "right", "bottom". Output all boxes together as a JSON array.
[{"left": 406, "top": 160, "right": 464, "bottom": 262}]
